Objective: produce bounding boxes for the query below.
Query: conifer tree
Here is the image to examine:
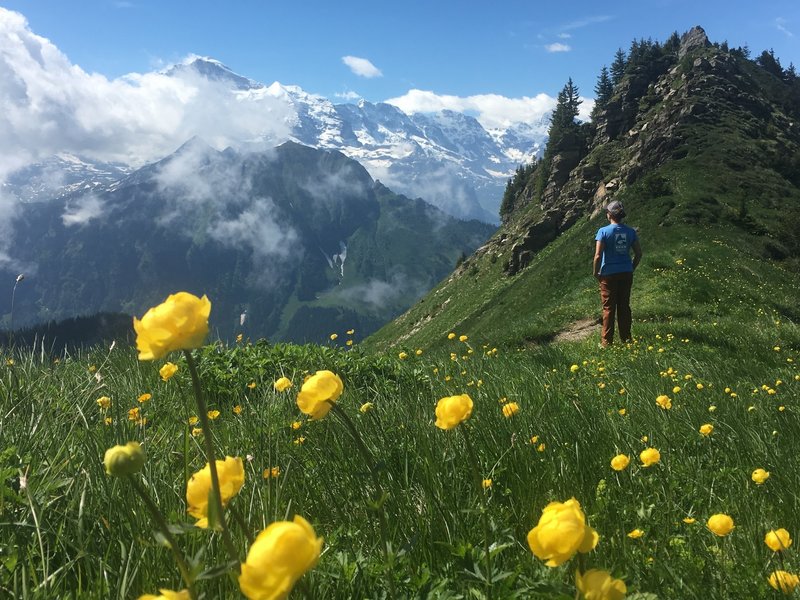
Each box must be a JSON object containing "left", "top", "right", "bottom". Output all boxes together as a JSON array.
[
  {"left": 610, "top": 49, "right": 626, "bottom": 85},
  {"left": 593, "top": 66, "right": 614, "bottom": 114}
]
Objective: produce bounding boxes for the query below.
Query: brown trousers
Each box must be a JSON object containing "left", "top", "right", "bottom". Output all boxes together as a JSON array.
[{"left": 599, "top": 272, "right": 633, "bottom": 346}]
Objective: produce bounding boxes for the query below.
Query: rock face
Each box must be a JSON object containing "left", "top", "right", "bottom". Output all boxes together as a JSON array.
[
  {"left": 679, "top": 26, "right": 710, "bottom": 60},
  {"left": 501, "top": 25, "right": 794, "bottom": 276}
]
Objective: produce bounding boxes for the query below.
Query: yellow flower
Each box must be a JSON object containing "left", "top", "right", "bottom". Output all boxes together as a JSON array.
[
  {"left": 138, "top": 589, "right": 191, "bottom": 600},
  {"left": 296, "top": 370, "right": 344, "bottom": 420},
  {"left": 575, "top": 569, "right": 626, "bottom": 600},
  {"left": 448, "top": 332, "right": 456, "bottom": 339},
  {"left": 699, "top": 424, "right": 714, "bottom": 436},
  {"left": 186, "top": 457, "right": 245, "bottom": 528},
  {"left": 104, "top": 417, "right": 113, "bottom": 425},
  {"left": 207, "top": 410, "right": 221, "bottom": 420},
  {"left": 769, "top": 571, "right": 800, "bottom": 594},
  {"left": 502, "top": 402, "right": 520, "bottom": 418},
  {"left": 398, "top": 352, "right": 408, "bottom": 360},
  {"left": 192, "top": 427, "right": 203, "bottom": 437},
  {"left": 655, "top": 395, "right": 672, "bottom": 410},
  {"left": 707, "top": 513, "right": 734, "bottom": 536},
  {"left": 415, "top": 349, "right": 423, "bottom": 356},
  {"left": 133, "top": 292, "right": 211, "bottom": 360},
  {"left": 570, "top": 364, "right": 579, "bottom": 373},
  {"left": 291, "top": 421, "right": 302, "bottom": 430},
  {"left": 159, "top": 362, "right": 178, "bottom": 381},
  {"left": 527, "top": 498, "right": 599, "bottom": 567},
  {"left": 672, "top": 386, "right": 681, "bottom": 394},
  {"left": 482, "top": 479, "right": 492, "bottom": 489},
  {"left": 752, "top": 468, "right": 770, "bottom": 485},
  {"left": 708, "top": 405, "right": 717, "bottom": 412},
  {"left": 346, "top": 329, "right": 355, "bottom": 335},
  {"left": 627, "top": 528, "right": 644, "bottom": 539},
  {"left": 233, "top": 405, "right": 243, "bottom": 415},
  {"left": 618, "top": 408, "right": 626, "bottom": 416},
  {"left": 88, "top": 364, "right": 96, "bottom": 373},
  {"left": 236, "top": 333, "right": 243, "bottom": 343},
  {"left": 537, "top": 443, "right": 546, "bottom": 452},
  {"left": 696, "top": 383, "right": 704, "bottom": 390},
  {"left": 530, "top": 435, "right": 540, "bottom": 444},
  {"left": 639, "top": 447, "right": 660, "bottom": 467},
  {"left": 459, "top": 335, "right": 468, "bottom": 342},
  {"left": 683, "top": 517, "right": 696, "bottom": 524},
  {"left": 137, "top": 393, "right": 152, "bottom": 403},
  {"left": 247, "top": 381, "right": 257, "bottom": 390},
  {"left": 104, "top": 442, "right": 145, "bottom": 477},
  {"left": 239, "top": 515, "right": 323, "bottom": 600},
  {"left": 274, "top": 376, "right": 292, "bottom": 392},
  {"left": 346, "top": 340, "right": 353, "bottom": 346},
  {"left": 765, "top": 528, "right": 793, "bottom": 552},
  {"left": 96, "top": 396, "right": 111, "bottom": 410},
  {"left": 263, "top": 466, "right": 281, "bottom": 479},
  {"left": 127, "top": 407, "right": 140, "bottom": 421},
  {"left": 434, "top": 394, "right": 473, "bottom": 430},
  {"left": 293, "top": 436, "right": 306, "bottom": 445},
  {"left": 329, "top": 333, "right": 338, "bottom": 340},
  {"left": 188, "top": 416, "right": 199, "bottom": 425},
  {"left": 359, "top": 402, "right": 374, "bottom": 414},
  {"left": 610, "top": 454, "right": 630, "bottom": 471}
]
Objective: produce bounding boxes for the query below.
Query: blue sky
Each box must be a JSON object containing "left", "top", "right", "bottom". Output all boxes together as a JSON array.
[{"left": 4, "top": 0, "right": 799, "bottom": 102}]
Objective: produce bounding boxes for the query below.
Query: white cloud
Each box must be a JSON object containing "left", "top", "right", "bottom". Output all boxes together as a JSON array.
[
  {"left": 561, "top": 15, "right": 613, "bottom": 31},
  {"left": 776, "top": 17, "right": 794, "bottom": 37},
  {"left": 342, "top": 55, "right": 383, "bottom": 78},
  {"left": 386, "top": 89, "right": 555, "bottom": 130},
  {"left": 62, "top": 194, "right": 105, "bottom": 226},
  {"left": 0, "top": 7, "right": 294, "bottom": 172},
  {"left": 545, "top": 42, "right": 572, "bottom": 53},
  {"left": 557, "top": 33, "right": 572, "bottom": 39},
  {"left": 335, "top": 90, "right": 362, "bottom": 101}
]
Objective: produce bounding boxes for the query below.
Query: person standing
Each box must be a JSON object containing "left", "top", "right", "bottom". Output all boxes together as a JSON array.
[{"left": 593, "top": 201, "right": 642, "bottom": 347}]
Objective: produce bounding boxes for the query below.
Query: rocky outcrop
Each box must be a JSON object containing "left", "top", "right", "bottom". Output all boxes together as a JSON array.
[{"left": 679, "top": 26, "right": 710, "bottom": 59}]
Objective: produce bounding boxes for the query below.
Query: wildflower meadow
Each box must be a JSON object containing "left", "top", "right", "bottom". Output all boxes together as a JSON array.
[{"left": 1, "top": 291, "right": 799, "bottom": 599}]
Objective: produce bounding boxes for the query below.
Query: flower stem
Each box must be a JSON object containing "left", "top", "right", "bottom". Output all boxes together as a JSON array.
[
  {"left": 128, "top": 476, "right": 197, "bottom": 600},
  {"left": 330, "top": 403, "right": 397, "bottom": 600},
  {"left": 183, "top": 349, "right": 240, "bottom": 568},
  {"left": 461, "top": 427, "right": 493, "bottom": 600}
]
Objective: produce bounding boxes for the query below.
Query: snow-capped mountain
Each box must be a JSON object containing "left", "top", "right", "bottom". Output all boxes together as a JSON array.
[{"left": 4, "top": 57, "right": 547, "bottom": 223}]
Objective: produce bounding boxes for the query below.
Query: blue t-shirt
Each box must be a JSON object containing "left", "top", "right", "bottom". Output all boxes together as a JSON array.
[{"left": 595, "top": 223, "right": 638, "bottom": 275}]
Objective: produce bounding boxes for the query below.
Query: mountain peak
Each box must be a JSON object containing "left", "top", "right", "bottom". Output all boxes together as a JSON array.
[{"left": 165, "top": 55, "right": 262, "bottom": 90}]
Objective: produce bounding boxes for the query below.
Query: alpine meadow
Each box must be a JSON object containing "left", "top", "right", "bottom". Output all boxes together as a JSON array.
[{"left": 3, "top": 24, "right": 800, "bottom": 600}]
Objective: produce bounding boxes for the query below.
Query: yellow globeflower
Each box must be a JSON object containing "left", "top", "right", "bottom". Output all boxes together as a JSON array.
[
  {"left": 769, "top": 571, "right": 800, "bottom": 594},
  {"left": 133, "top": 292, "right": 211, "bottom": 360},
  {"left": 527, "top": 498, "right": 599, "bottom": 567},
  {"left": 274, "top": 377, "right": 293, "bottom": 392},
  {"left": 655, "top": 395, "right": 672, "bottom": 410},
  {"left": 459, "top": 335, "right": 468, "bottom": 342},
  {"left": 186, "top": 457, "right": 245, "bottom": 528},
  {"left": 575, "top": 569, "right": 626, "bottom": 600},
  {"left": 482, "top": 479, "right": 493, "bottom": 489},
  {"left": 448, "top": 332, "right": 456, "bottom": 340},
  {"left": 398, "top": 352, "right": 408, "bottom": 360},
  {"left": 699, "top": 424, "right": 714, "bottom": 436},
  {"left": 96, "top": 396, "right": 111, "bottom": 410},
  {"left": 207, "top": 410, "right": 221, "bottom": 420},
  {"left": 104, "top": 442, "right": 145, "bottom": 477},
  {"left": 296, "top": 371, "right": 344, "bottom": 420},
  {"left": 239, "top": 515, "right": 323, "bottom": 600},
  {"left": 159, "top": 362, "right": 178, "bottom": 381},
  {"left": 752, "top": 468, "right": 770, "bottom": 484},
  {"left": 502, "top": 402, "right": 520, "bottom": 418},
  {"left": 610, "top": 454, "right": 630, "bottom": 471},
  {"left": 570, "top": 364, "right": 580, "bottom": 373},
  {"left": 138, "top": 589, "right": 191, "bottom": 600},
  {"left": 434, "top": 394, "right": 473, "bottom": 430},
  {"left": 707, "top": 513, "right": 735, "bottom": 537},
  {"left": 137, "top": 393, "right": 152, "bottom": 403},
  {"left": 639, "top": 447, "right": 661, "bottom": 467},
  {"left": 359, "top": 402, "right": 374, "bottom": 414},
  {"left": 765, "top": 528, "right": 793, "bottom": 552},
  {"left": 627, "top": 528, "right": 644, "bottom": 539}
]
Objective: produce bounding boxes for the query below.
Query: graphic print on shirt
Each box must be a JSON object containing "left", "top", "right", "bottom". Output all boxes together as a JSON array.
[{"left": 614, "top": 232, "right": 628, "bottom": 255}]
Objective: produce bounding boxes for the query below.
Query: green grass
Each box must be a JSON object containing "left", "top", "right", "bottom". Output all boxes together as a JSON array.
[{"left": 1, "top": 306, "right": 798, "bottom": 598}]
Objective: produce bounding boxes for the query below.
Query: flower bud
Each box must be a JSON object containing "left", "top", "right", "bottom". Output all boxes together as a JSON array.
[{"left": 104, "top": 442, "right": 145, "bottom": 476}]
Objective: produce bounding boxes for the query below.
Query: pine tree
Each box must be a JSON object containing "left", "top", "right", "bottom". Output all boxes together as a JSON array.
[
  {"left": 756, "top": 49, "right": 784, "bottom": 79},
  {"left": 548, "top": 78, "right": 582, "bottom": 140},
  {"left": 592, "top": 66, "right": 614, "bottom": 115},
  {"left": 610, "top": 49, "right": 626, "bottom": 85},
  {"left": 664, "top": 31, "right": 680, "bottom": 55}
]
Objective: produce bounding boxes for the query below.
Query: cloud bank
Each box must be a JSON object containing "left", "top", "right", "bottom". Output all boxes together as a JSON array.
[
  {"left": 545, "top": 42, "right": 572, "bottom": 53},
  {"left": 386, "top": 90, "right": 594, "bottom": 130},
  {"left": 0, "top": 7, "right": 293, "bottom": 177}
]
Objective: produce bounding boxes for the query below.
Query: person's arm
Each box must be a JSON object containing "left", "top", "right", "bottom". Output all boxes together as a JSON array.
[
  {"left": 593, "top": 240, "right": 604, "bottom": 279},
  {"left": 632, "top": 239, "right": 642, "bottom": 271}
]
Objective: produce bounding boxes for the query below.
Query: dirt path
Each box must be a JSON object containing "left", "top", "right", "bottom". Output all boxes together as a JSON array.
[{"left": 552, "top": 317, "right": 601, "bottom": 343}]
